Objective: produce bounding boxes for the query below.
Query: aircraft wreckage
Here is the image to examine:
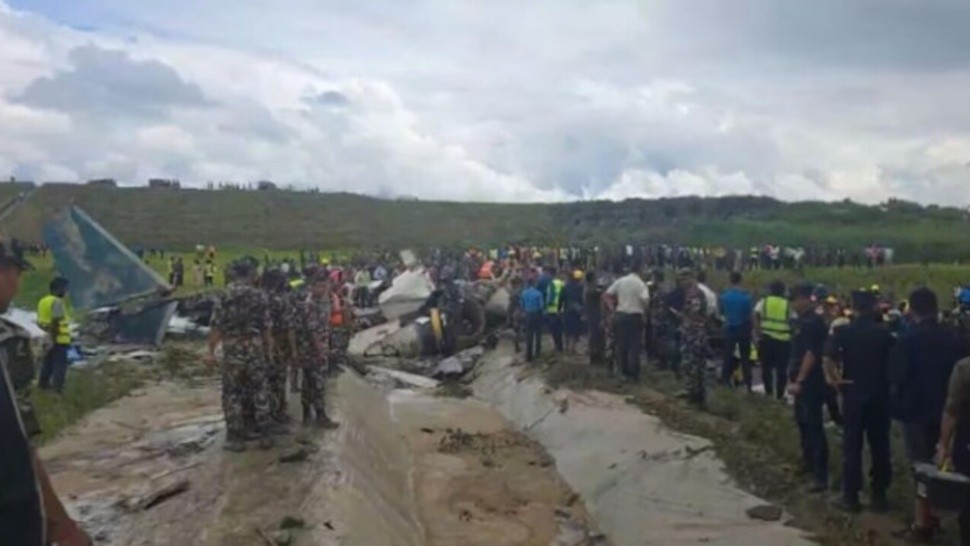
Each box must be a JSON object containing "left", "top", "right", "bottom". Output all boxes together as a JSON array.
[{"left": 43, "top": 206, "right": 510, "bottom": 352}]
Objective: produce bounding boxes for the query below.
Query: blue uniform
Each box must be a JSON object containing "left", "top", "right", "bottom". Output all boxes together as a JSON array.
[{"left": 520, "top": 287, "right": 545, "bottom": 362}]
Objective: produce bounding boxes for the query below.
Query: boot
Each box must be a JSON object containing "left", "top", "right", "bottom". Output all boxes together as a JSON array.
[
  {"left": 313, "top": 413, "right": 340, "bottom": 430},
  {"left": 267, "top": 423, "right": 291, "bottom": 436},
  {"left": 832, "top": 495, "right": 862, "bottom": 513},
  {"left": 257, "top": 435, "right": 275, "bottom": 450},
  {"left": 223, "top": 436, "right": 247, "bottom": 452},
  {"left": 869, "top": 491, "right": 889, "bottom": 514}
]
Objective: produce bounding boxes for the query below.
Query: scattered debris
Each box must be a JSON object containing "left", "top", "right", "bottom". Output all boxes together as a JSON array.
[
  {"left": 279, "top": 448, "right": 311, "bottom": 463},
  {"left": 420, "top": 427, "right": 435, "bottom": 434},
  {"left": 435, "top": 381, "right": 473, "bottom": 399},
  {"left": 746, "top": 504, "right": 784, "bottom": 522},
  {"left": 323, "top": 521, "right": 335, "bottom": 531},
  {"left": 120, "top": 478, "right": 190, "bottom": 511},
  {"left": 279, "top": 516, "right": 306, "bottom": 530}
]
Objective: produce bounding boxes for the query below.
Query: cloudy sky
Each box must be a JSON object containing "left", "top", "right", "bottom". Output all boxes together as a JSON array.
[{"left": 1, "top": 1, "right": 969, "bottom": 204}]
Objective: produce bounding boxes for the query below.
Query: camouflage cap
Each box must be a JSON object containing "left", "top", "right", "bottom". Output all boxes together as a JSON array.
[{"left": 0, "top": 237, "right": 32, "bottom": 271}]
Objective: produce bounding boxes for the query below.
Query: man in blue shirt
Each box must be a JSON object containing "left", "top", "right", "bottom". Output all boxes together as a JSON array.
[
  {"left": 520, "top": 277, "right": 545, "bottom": 363},
  {"left": 719, "top": 271, "right": 754, "bottom": 390}
]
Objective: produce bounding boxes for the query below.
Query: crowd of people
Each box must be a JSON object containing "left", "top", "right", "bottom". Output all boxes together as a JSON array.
[
  {"left": 3, "top": 238, "right": 970, "bottom": 545},
  {"left": 498, "top": 259, "right": 969, "bottom": 544}
]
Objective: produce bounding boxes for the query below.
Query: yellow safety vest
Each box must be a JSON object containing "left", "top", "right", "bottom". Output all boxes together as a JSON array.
[
  {"left": 546, "top": 279, "right": 564, "bottom": 313},
  {"left": 38, "top": 294, "right": 71, "bottom": 345},
  {"left": 761, "top": 296, "right": 791, "bottom": 342}
]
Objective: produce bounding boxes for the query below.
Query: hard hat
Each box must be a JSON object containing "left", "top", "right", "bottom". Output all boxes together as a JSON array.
[
  {"left": 573, "top": 270, "right": 584, "bottom": 280},
  {"left": 825, "top": 296, "right": 839, "bottom": 305}
]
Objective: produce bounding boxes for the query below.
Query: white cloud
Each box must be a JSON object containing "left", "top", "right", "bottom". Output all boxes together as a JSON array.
[{"left": 0, "top": 0, "right": 969, "bottom": 206}]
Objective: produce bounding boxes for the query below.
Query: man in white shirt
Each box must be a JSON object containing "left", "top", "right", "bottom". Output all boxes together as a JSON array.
[{"left": 604, "top": 268, "right": 650, "bottom": 381}]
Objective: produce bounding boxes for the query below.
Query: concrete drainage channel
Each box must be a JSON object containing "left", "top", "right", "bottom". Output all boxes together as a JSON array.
[
  {"left": 468, "top": 346, "right": 818, "bottom": 546},
  {"left": 352, "top": 340, "right": 818, "bottom": 546}
]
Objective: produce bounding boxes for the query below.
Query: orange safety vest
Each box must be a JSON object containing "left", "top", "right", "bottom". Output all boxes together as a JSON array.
[{"left": 330, "top": 293, "right": 345, "bottom": 327}]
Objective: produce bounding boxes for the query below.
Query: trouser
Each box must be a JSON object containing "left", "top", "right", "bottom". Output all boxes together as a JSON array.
[
  {"left": 721, "top": 327, "right": 752, "bottom": 389},
  {"left": 329, "top": 328, "right": 349, "bottom": 371},
  {"left": 795, "top": 393, "right": 829, "bottom": 486},
  {"left": 511, "top": 311, "right": 523, "bottom": 353},
  {"left": 355, "top": 287, "right": 369, "bottom": 308},
  {"left": 681, "top": 328, "right": 707, "bottom": 404},
  {"left": 268, "top": 346, "right": 288, "bottom": 421},
  {"left": 524, "top": 312, "right": 543, "bottom": 362},
  {"left": 222, "top": 356, "right": 271, "bottom": 439},
  {"left": 825, "top": 386, "right": 843, "bottom": 425},
  {"left": 841, "top": 397, "right": 891, "bottom": 500},
  {"left": 301, "top": 358, "right": 327, "bottom": 416},
  {"left": 546, "top": 313, "right": 564, "bottom": 352},
  {"left": 614, "top": 313, "right": 644, "bottom": 380},
  {"left": 588, "top": 317, "right": 605, "bottom": 365},
  {"left": 39, "top": 343, "right": 69, "bottom": 393},
  {"left": 759, "top": 337, "right": 791, "bottom": 399}
]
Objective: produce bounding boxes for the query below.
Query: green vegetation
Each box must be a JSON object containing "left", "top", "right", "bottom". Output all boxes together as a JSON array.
[
  {"left": 31, "top": 360, "right": 145, "bottom": 444},
  {"left": 2, "top": 184, "right": 970, "bottom": 262}
]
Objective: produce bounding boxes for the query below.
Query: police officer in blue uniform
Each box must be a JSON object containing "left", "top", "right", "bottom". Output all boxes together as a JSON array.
[{"left": 824, "top": 289, "right": 896, "bottom": 512}]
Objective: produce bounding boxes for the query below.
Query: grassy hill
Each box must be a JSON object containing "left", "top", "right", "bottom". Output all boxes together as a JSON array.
[{"left": 1, "top": 183, "right": 969, "bottom": 262}]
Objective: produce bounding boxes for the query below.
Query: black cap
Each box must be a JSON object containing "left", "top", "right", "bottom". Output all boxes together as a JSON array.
[
  {"left": 851, "top": 289, "right": 877, "bottom": 310},
  {"left": 0, "top": 238, "right": 32, "bottom": 271}
]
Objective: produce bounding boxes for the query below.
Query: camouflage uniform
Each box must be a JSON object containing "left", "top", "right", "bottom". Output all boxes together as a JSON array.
[
  {"left": 680, "top": 286, "right": 709, "bottom": 405},
  {"left": 0, "top": 318, "right": 40, "bottom": 439},
  {"left": 267, "top": 291, "right": 296, "bottom": 421},
  {"left": 648, "top": 286, "right": 673, "bottom": 369},
  {"left": 295, "top": 295, "right": 331, "bottom": 418},
  {"left": 212, "top": 283, "right": 273, "bottom": 440},
  {"left": 288, "top": 289, "right": 305, "bottom": 393}
]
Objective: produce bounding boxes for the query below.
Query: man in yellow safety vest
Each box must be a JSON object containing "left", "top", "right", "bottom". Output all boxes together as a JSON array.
[
  {"left": 754, "top": 280, "right": 793, "bottom": 399},
  {"left": 545, "top": 269, "right": 565, "bottom": 352},
  {"left": 37, "top": 277, "right": 71, "bottom": 394}
]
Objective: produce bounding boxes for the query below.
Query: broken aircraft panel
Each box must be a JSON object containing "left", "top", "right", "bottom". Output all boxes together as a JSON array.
[
  {"left": 44, "top": 206, "right": 175, "bottom": 345},
  {"left": 43, "top": 206, "right": 172, "bottom": 311}
]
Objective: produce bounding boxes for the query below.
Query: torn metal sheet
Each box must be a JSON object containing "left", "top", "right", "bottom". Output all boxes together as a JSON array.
[{"left": 43, "top": 206, "right": 171, "bottom": 311}]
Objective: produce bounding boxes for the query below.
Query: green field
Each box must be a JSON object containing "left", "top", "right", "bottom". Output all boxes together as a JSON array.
[{"left": 2, "top": 184, "right": 970, "bottom": 262}]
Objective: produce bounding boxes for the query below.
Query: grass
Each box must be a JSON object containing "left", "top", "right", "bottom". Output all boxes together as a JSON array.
[
  {"left": 31, "top": 360, "right": 146, "bottom": 444},
  {"left": 30, "top": 344, "right": 214, "bottom": 445},
  {"left": 2, "top": 185, "right": 970, "bottom": 261}
]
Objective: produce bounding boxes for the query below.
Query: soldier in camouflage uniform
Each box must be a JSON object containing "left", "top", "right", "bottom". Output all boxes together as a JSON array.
[
  {"left": 288, "top": 282, "right": 305, "bottom": 394},
  {"left": 262, "top": 269, "right": 297, "bottom": 425},
  {"left": 208, "top": 259, "right": 276, "bottom": 452},
  {"left": 676, "top": 269, "right": 709, "bottom": 407},
  {"left": 294, "top": 271, "right": 339, "bottom": 428}
]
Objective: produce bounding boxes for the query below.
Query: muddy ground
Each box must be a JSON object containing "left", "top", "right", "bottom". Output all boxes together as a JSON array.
[
  {"left": 38, "top": 335, "right": 936, "bottom": 545},
  {"left": 41, "top": 351, "right": 600, "bottom": 546}
]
